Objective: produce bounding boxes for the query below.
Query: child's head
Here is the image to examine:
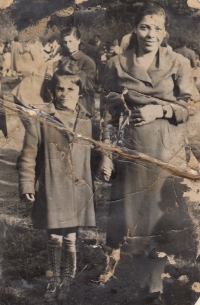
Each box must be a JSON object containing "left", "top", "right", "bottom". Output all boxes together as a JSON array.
[
  {"left": 60, "top": 27, "right": 81, "bottom": 54},
  {"left": 112, "top": 39, "right": 118, "bottom": 46},
  {"left": 94, "top": 35, "right": 100, "bottom": 44},
  {"left": 52, "top": 73, "right": 80, "bottom": 111}
]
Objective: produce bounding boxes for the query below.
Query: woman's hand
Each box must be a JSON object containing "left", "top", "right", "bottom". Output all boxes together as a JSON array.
[
  {"left": 100, "top": 155, "right": 114, "bottom": 181},
  {"left": 22, "top": 193, "right": 35, "bottom": 203},
  {"left": 130, "top": 104, "right": 164, "bottom": 126}
]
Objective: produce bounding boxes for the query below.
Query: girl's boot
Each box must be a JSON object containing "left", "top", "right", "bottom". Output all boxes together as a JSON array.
[
  {"left": 44, "top": 243, "right": 62, "bottom": 301},
  {"left": 58, "top": 235, "right": 77, "bottom": 301}
]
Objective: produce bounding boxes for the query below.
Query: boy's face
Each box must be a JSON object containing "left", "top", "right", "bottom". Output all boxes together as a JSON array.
[
  {"left": 61, "top": 34, "right": 80, "bottom": 54},
  {"left": 55, "top": 76, "right": 79, "bottom": 111}
]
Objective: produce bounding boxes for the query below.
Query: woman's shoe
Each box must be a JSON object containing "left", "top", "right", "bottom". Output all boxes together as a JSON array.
[
  {"left": 99, "top": 248, "right": 120, "bottom": 284},
  {"left": 142, "top": 292, "right": 165, "bottom": 305}
]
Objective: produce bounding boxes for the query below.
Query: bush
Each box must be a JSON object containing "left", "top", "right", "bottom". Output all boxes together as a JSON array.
[{"left": 0, "top": 24, "right": 18, "bottom": 43}]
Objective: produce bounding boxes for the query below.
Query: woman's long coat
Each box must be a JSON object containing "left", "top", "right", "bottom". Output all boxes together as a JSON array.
[
  {"left": 103, "top": 47, "right": 197, "bottom": 254},
  {"left": 19, "top": 103, "right": 96, "bottom": 230}
]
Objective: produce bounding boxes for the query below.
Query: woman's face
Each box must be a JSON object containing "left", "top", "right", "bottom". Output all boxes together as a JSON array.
[
  {"left": 55, "top": 76, "right": 79, "bottom": 110},
  {"left": 61, "top": 34, "right": 80, "bottom": 54},
  {"left": 136, "top": 14, "right": 166, "bottom": 53}
]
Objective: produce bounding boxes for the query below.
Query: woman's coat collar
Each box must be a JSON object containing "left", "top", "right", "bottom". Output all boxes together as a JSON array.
[{"left": 118, "top": 47, "right": 172, "bottom": 84}]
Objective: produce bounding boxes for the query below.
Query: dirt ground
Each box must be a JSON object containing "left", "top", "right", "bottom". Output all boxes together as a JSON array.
[{"left": 1, "top": 77, "right": 200, "bottom": 305}]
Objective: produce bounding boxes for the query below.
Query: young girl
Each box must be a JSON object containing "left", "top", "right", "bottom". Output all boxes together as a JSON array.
[{"left": 19, "top": 69, "right": 96, "bottom": 301}]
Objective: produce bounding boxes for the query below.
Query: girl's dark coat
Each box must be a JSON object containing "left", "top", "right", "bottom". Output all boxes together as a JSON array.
[{"left": 19, "top": 104, "right": 95, "bottom": 229}]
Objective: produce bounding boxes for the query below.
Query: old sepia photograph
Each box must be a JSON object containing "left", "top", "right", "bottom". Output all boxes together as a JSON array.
[{"left": 1, "top": 0, "right": 200, "bottom": 304}]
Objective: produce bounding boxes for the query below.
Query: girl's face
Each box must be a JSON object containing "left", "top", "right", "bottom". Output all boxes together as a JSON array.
[
  {"left": 61, "top": 34, "right": 80, "bottom": 54},
  {"left": 136, "top": 14, "right": 166, "bottom": 54},
  {"left": 55, "top": 76, "right": 79, "bottom": 110}
]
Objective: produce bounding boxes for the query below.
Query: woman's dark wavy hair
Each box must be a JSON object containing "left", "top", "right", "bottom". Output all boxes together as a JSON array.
[
  {"left": 60, "top": 26, "right": 81, "bottom": 41},
  {"left": 128, "top": 2, "right": 169, "bottom": 50}
]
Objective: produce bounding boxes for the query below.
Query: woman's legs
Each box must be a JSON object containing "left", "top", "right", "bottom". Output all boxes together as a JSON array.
[
  {"left": 149, "top": 256, "right": 167, "bottom": 294},
  {"left": 99, "top": 248, "right": 121, "bottom": 284}
]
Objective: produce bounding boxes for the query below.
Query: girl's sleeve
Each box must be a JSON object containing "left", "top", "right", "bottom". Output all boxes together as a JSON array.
[{"left": 19, "top": 119, "right": 39, "bottom": 197}]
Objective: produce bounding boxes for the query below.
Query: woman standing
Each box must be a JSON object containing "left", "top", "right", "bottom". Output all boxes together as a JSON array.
[{"left": 100, "top": 2, "right": 197, "bottom": 301}]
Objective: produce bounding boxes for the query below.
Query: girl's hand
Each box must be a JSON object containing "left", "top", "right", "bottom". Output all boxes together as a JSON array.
[
  {"left": 130, "top": 104, "right": 164, "bottom": 126},
  {"left": 22, "top": 193, "right": 35, "bottom": 202},
  {"left": 100, "top": 155, "right": 114, "bottom": 181}
]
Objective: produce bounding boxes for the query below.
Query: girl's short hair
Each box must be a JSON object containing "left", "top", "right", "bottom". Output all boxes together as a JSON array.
[
  {"left": 60, "top": 26, "right": 81, "bottom": 40},
  {"left": 51, "top": 67, "right": 81, "bottom": 98}
]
